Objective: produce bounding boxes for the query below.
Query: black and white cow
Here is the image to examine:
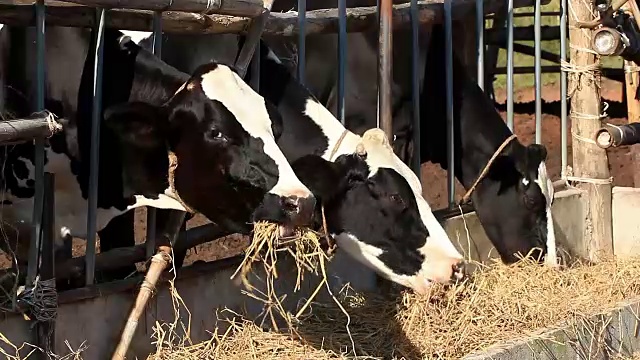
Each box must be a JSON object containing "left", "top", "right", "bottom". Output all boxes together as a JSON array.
[
  {"left": 107, "top": 33, "right": 468, "bottom": 294},
  {"left": 416, "top": 24, "right": 556, "bottom": 264},
  {"left": 123, "top": 25, "right": 557, "bottom": 266},
  {"left": 0, "top": 26, "right": 316, "bottom": 273}
]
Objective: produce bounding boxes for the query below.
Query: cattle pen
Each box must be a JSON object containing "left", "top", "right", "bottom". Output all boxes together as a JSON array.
[{"left": 0, "top": 0, "right": 640, "bottom": 358}]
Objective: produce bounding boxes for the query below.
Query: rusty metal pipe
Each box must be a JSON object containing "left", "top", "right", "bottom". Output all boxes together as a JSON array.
[
  {"left": 595, "top": 123, "right": 640, "bottom": 148},
  {"left": 378, "top": 0, "right": 393, "bottom": 143}
]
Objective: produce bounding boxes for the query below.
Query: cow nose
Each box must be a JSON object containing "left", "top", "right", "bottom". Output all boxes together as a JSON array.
[
  {"left": 451, "top": 260, "right": 468, "bottom": 282},
  {"left": 281, "top": 195, "right": 316, "bottom": 226}
]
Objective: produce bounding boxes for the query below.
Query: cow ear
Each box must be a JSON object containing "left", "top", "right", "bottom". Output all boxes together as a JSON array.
[
  {"left": 291, "top": 155, "right": 343, "bottom": 200},
  {"left": 526, "top": 144, "right": 547, "bottom": 165},
  {"left": 104, "top": 102, "right": 167, "bottom": 149}
]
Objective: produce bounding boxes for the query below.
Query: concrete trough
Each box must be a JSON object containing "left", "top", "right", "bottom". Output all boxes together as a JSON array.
[{"left": 463, "top": 295, "right": 640, "bottom": 360}]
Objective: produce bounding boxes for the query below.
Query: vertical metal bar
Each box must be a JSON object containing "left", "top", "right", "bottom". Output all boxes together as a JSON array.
[
  {"left": 376, "top": 0, "right": 381, "bottom": 129},
  {"left": 506, "top": 0, "right": 515, "bottom": 131},
  {"left": 444, "top": 0, "right": 455, "bottom": 208},
  {"left": 337, "top": 0, "right": 347, "bottom": 125},
  {"left": 85, "top": 8, "right": 106, "bottom": 286},
  {"left": 378, "top": 0, "right": 393, "bottom": 142},
  {"left": 250, "top": 42, "right": 261, "bottom": 90},
  {"left": 476, "top": 0, "right": 485, "bottom": 90},
  {"left": 37, "top": 172, "right": 55, "bottom": 356},
  {"left": 560, "top": 0, "right": 568, "bottom": 172},
  {"left": 27, "top": 0, "right": 46, "bottom": 286},
  {"left": 297, "top": 0, "right": 306, "bottom": 85},
  {"left": 146, "top": 11, "right": 163, "bottom": 259},
  {"left": 534, "top": 0, "right": 542, "bottom": 144},
  {"left": 410, "top": 0, "right": 421, "bottom": 178}
]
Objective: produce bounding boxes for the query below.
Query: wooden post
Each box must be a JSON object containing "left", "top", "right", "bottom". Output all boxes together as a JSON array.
[
  {"left": 567, "top": 0, "right": 613, "bottom": 261},
  {"left": 622, "top": 2, "right": 640, "bottom": 188}
]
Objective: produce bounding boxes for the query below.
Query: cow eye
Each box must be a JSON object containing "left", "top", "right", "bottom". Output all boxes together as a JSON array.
[
  {"left": 210, "top": 129, "right": 226, "bottom": 141},
  {"left": 389, "top": 194, "right": 403, "bottom": 204}
]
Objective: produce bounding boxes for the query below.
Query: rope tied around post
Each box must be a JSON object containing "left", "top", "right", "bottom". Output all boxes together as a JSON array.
[
  {"left": 459, "top": 134, "right": 518, "bottom": 205},
  {"left": 16, "top": 276, "right": 58, "bottom": 324}
]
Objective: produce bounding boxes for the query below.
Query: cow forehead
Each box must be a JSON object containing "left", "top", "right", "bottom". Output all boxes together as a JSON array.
[
  {"left": 196, "top": 64, "right": 312, "bottom": 197},
  {"left": 361, "top": 140, "right": 423, "bottom": 194},
  {"left": 198, "top": 65, "right": 274, "bottom": 138}
]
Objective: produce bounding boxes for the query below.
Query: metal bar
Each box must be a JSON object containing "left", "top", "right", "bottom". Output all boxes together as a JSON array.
[
  {"left": 337, "top": 0, "right": 346, "bottom": 125},
  {"left": 146, "top": 10, "right": 163, "bottom": 259},
  {"left": 378, "top": 0, "right": 393, "bottom": 142},
  {"left": 297, "top": 0, "right": 306, "bottom": 85},
  {"left": 506, "top": 0, "right": 514, "bottom": 131},
  {"left": 410, "top": 0, "right": 421, "bottom": 178},
  {"left": 560, "top": 0, "right": 568, "bottom": 174},
  {"left": 476, "top": 0, "right": 484, "bottom": 90},
  {"left": 36, "top": 172, "right": 56, "bottom": 356},
  {"left": 250, "top": 41, "right": 261, "bottom": 90},
  {"left": 445, "top": 0, "right": 455, "bottom": 208},
  {"left": 27, "top": 0, "right": 47, "bottom": 287},
  {"left": 234, "top": 0, "right": 273, "bottom": 79},
  {"left": 85, "top": 7, "right": 106, "bottom": 286},
  {"left": 534, "top": 0, "right": 542, "bottom": 143}
]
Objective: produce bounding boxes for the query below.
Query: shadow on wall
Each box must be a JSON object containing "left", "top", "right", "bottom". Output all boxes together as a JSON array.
[{"left": 493, "top": 98, "right": 628, "bottom": 119}]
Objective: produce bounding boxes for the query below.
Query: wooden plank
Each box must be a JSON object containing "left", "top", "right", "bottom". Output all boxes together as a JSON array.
[
  {"left": 567, "top": 0, "right": 613, "bottom": 261},
  {"left": 13, "top": 0, "right": 266, "bottom": 18},
  {"left": 0, "top": 0, "right": 542, "bottom": 36}
]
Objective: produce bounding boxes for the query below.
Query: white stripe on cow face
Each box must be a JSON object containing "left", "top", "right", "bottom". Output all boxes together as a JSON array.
[
  {"left": 535, "top": 161, "right": 557, "bottom": 267},
  {"left": 199, "top": 65, "right": 313, "bottom": 199}
]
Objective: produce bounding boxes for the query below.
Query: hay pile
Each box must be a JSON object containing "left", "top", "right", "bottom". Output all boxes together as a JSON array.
[
  {"left": 149, "top": 255, "right": 640, "bottom": 359},
  {"left": 230, "top": 221, "right": 336, "bottom": 328}
]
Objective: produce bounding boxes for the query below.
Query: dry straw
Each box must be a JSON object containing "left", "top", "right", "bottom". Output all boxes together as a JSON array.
[
  {"left": 229, "top": 220, "right": 337, "bottom": 329},
  {"left": 150, "top": 255, "right": 640, "bottom": 359}
]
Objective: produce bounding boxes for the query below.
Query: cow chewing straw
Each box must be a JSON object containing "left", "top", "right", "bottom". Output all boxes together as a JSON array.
[
  {"left": 230, "top": 220, "right": 337, "bottom": 329},
  {"left": 147, "top": 255, "right": 640, "bottom": 359}
]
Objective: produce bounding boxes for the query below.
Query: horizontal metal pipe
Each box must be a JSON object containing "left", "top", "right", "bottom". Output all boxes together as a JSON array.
[{"left": 595, "top": 123, "right": 640, "bottom": 148}]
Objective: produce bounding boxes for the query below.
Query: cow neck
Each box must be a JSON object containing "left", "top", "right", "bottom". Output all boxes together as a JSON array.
[
  {"left": 459, "top": 134, "right": 518, "bottom": 205},
  {"left": 167, "top": 150, "right": 195, "bottom": 214}
]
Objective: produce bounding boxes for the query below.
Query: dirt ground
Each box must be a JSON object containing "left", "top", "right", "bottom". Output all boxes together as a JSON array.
[{"left": 1, "top": 79, "right": 635, "bottom": 275}]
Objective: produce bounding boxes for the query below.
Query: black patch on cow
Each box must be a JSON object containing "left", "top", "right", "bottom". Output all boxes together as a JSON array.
[
  {"left": 292, "top": 154, "right": 426, "bottom": 276},
  {"left": 239, "top": 39, "right": 329, "bottom": 163}
]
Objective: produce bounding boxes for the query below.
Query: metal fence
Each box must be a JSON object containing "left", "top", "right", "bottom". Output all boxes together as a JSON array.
[{"left": 0, "top": 0, "right": 613, "bottom": 354}]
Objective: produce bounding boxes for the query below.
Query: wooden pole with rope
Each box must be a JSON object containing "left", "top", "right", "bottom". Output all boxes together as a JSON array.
[{"left": 566, "top": 0, "right": 613, "bottom": 261}]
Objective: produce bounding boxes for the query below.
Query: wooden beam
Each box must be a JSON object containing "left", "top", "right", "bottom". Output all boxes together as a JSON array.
[
  {"left": 14, "top": 0, "right": 266, "bottom": 18},
  {"left": 0, "top": 0, "right": 541, "bottom": 36},
  {"left": 567, "top": 0, "right": 613, "bottom": 261},
  {"left": 621, "top": 2, "right": 640, "bottom": 188},
  {"left": 0, "top": 110, "right": 62, "bottom": 145}
]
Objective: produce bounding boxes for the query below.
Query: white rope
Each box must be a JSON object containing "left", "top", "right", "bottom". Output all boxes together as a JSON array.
[
  {"left": 560, "top": 165, "right": 614, "bottom": 186},
  {"left": 44, "top": 111, "right": 62, "bottom": 135},
  {"left": 624, "top": 64, "right": 640, "bottom": 73}
]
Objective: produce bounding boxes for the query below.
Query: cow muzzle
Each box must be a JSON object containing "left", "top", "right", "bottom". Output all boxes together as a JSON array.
[
  {"left": 411, "top": 258, "right": 468, "bottom": 296},
  {"left": 281, "top": 194, "right": 316, "bottom": 228}
]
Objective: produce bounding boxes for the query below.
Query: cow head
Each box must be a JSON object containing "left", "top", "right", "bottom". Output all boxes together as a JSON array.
[
  {"left": 472, "top": 141, "right": 556, "bottom": 265},
  {"left": 104, "top": 62, "right": 316, "bottom": 235},
  {"left": 292, "top": 128, "right": 466, "bottom": 295}
]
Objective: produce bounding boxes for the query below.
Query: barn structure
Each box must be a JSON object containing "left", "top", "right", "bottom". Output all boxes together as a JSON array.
[{"left": 0, "top": 0, "right": 638, "bottom": 358}]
